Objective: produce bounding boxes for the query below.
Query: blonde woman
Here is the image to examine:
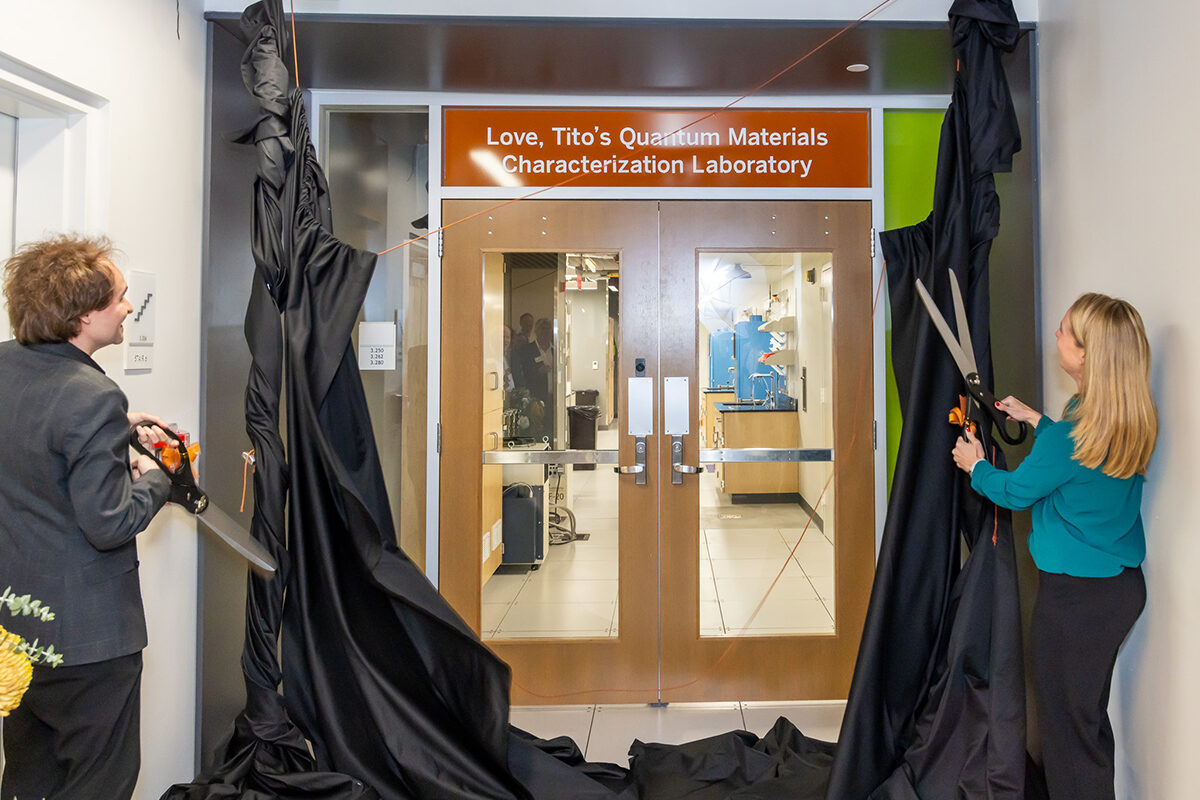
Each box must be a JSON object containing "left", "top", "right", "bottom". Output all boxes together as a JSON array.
[{"left": 951, "top": 293, "right": 1157, "bottom": 800}]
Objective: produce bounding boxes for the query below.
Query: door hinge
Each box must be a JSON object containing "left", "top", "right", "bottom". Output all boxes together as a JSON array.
[
  {"left": 873, "top": 419, "right": 878, "bottom": 450},
  {"left": 436, "top": 422, "right": 442, "bottom": 454},
  {"left": 437, "top": 230, "right": 444, "bottom": 258},
  {"left": 870, "top": 227, "right": 877, "bottom": 259}
]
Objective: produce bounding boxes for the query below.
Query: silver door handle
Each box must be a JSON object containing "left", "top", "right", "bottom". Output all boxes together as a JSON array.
[
  {"left": 489, "top": 432, "right": 500, "bottom": 450},
  {"left": 487, "top": 371, "right": 500, "bottom": 390},
  {"left": 670, "top": 435, "right": 702, "bottom": 484},
  {"left": 613, "top": 436, "right": 648, "bottom": 485}
]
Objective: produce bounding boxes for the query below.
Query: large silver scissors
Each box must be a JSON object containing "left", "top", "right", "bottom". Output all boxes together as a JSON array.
[{"left": 914, "top": 270, "right": 1028, "bottom": 446}]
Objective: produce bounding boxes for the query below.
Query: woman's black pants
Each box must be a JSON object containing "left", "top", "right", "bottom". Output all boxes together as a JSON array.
[{"left": 1032, "top": 566, "right": 1145, "bottom": 800}]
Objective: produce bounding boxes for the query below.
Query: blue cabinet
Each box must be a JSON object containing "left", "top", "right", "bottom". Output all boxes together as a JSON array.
[
  {"left": 708, "top": 330, "right": 736, "bottom": 388},
  {"left": 710, "top": 317, "right": 790, "bottom": 403},
  {"left": 735, "top": 316, "right": 771, "bottom": 400}
]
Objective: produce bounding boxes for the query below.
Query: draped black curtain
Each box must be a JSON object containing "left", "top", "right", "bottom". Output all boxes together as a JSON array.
[
  {"left": 826, "top": 1, "right": 1027, "bottom": 798},
  {"left": 164, "top": 2, "right": 526, "bottom": 797}
]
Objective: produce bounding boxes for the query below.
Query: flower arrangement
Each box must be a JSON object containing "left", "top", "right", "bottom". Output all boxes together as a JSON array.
[{"left": 1, "top": 586, "right": 62, "bottom": 716}]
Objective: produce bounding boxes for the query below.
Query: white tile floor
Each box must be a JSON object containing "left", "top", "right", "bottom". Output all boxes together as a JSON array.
[
  {"left": 510, "top": 700, "right": 845, "bottom": 765},
  {"left": 483, "top": 428, "right": 835, "bottom": 639}
]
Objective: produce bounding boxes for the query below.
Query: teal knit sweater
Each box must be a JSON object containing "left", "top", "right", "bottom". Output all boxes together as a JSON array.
[{"left": 971, "top": 413, "right": 1146, "bottom": 577}]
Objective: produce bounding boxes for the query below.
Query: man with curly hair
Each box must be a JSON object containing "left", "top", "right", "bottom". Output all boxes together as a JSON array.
[{"left": 0, "top": 234, "right": 173, "bottom": 800}]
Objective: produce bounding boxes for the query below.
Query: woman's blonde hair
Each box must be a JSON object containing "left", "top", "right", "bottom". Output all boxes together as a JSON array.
[{"left": 1063, "top": 293, "right": 1157, "bottom": 478}]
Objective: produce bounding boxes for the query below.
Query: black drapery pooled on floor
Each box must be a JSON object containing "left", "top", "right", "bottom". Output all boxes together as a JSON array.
[{"left": 826, "top": 1, "right": 1027, "bottom": 798}]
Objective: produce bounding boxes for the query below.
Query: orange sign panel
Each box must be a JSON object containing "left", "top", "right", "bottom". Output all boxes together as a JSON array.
[{"left": 443, "top": 107, "right": 870, "bottom": 189}]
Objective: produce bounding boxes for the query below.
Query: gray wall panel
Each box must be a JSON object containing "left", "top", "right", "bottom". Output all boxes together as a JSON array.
[{"left": 199, "top": 20, "right": 259, "bottom": 771}]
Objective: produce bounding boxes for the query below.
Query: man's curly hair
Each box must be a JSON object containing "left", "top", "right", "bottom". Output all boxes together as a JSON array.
[{"left": 3, "top": 234, "right": 117, "bottom": 344}]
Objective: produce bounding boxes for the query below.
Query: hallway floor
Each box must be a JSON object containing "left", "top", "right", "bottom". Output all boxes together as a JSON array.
[{"left": 510, "top": 700, "right": 845, "bottom": 765}]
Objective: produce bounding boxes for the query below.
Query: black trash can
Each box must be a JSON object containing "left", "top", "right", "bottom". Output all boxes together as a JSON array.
[
  {"left": 567, "top": 404, "right": 600, "bottom": 470},
  {"left": 574, "top": 389, "right": 600, "bottom": 406}
]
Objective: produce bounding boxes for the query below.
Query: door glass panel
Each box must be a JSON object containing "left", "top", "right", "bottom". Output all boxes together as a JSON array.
[
  {"left": 482, "top": 251, "right": 621, "bottom": 640},
  {"left": 696, "top": 251, "right": 835, "bottom": 636},
  {"left": 324, "top": 109, "right": 430, "bottom": 570}
]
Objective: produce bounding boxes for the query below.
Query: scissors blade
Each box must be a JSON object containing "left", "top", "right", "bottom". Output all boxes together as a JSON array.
[
  {"left": 947, "top": 270, "right": 978, "bottom": 375},
  {"left": 196, "top": 503, "right": 277, "bottom": 574},
  {"left": 914, "top": 277, "right": 978, "bottom": 381}
]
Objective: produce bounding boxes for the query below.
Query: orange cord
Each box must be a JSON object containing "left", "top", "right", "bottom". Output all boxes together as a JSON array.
[
  {"left": 289, "top": 0, "right": 299, "bottom": 90},
  {"left": 991, "top": 444, "right": 999, "bottom": 546},
  {"left": 240, "top": 449, "right": 255, "bottom": 513}
]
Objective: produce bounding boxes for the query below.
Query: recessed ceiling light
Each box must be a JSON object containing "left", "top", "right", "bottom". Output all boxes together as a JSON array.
[{"left": 846, "top": 63, "right": 870, "bottom": 73}]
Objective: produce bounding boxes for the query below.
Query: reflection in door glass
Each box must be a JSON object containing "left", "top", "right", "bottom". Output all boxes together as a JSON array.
[
  {"left": 481, "top": 252, "right": 621, "bottom": 640},
  {"left": 324, "top": 110, "right": 430, "bottom": 571},
  {"left": 697, "top": 252, "right": 835, "bottom": 636}
]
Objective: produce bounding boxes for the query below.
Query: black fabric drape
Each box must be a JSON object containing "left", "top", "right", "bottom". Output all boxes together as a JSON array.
[
  {"left": 164, "top": 3, "right": 372, "bottom": 797},
  {"left": 275, "top": 87, "right": 532, "bottom": 800},
  {"left": 165, "top": 2, "right": 527, "bottom": 798},
  {"left": 826, "top": 1, "right": 1026, "bottom": 799}
]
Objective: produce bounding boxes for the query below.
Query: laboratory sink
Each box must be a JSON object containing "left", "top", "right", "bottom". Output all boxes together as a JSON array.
[{"left": 715, "top": 397, "right": 799, "bottom": 413}]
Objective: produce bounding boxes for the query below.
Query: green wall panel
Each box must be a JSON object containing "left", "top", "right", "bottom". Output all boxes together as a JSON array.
[{"left": 882, "top": 110, "right": 943, "bottom": 490}]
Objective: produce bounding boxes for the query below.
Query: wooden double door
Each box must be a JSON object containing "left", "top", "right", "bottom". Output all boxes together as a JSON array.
[{"left": 441, "top": 199, "right": 874, "bottom": 704}]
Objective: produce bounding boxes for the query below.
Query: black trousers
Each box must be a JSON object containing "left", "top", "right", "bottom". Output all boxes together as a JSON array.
[
  {"left": 2, "top": 651, "right": 142, "bottom": 800},
  {"left": 1032, "top": 567, "right": 1145, "bottom": 800}
]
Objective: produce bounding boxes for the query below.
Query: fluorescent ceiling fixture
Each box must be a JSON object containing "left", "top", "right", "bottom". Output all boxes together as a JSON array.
[
  {"left": 714, "top": 262, "right": 751, "bottom": 285},
  {"left": 846, "top": 63, "right": 869, "bottom": 73}
]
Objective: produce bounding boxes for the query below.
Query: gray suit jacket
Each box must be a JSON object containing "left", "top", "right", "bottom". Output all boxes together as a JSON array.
[{"left": 0, "top": 340, "right": 171, "bottom": 665}]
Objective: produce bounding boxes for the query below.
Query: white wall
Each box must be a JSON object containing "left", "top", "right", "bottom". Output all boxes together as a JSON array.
[
  {"left": 203, "top": 0, "right": 1039, "bottom": 22},
  {"left": 0, "top": 1, "right": 207, "bottom": 796},
  {"left": 0, "top": 111, "right": 13, "bottom": 340},
  {"left": 565, "top": 286, "right": 610, "bottom": 420},
  {"left": 1038, "top": 1, "right": 1200, "bottom": 797}
]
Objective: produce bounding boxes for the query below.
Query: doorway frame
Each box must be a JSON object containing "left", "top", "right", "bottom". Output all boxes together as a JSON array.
[{"left": 309, "top": 89, "right": 955, "bottom": 592}]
